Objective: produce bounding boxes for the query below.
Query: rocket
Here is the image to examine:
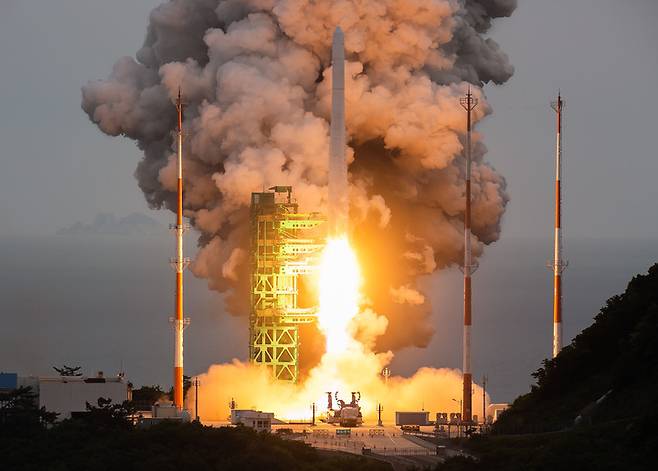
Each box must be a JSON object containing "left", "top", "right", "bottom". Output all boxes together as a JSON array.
[
  {"left": 550, "top": 93, "right": 567, "bottom": 358},
  {"left": 328, "top": 27, "right": 348, "bottom": 236}
]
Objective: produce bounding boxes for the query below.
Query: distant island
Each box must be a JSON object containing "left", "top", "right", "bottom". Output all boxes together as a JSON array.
[{"left": 57, "top": 213, "right": 162, "bottom": 236}]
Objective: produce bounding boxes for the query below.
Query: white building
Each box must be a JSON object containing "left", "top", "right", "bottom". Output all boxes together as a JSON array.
[
  {"left": 230, "top": 409, "right": 274, "bottom": 432},
  {"left": 38, "top": 372, "right": 131, "bottom": 420},
  {"left": 486, "top": 403, "right": 510, "bottom": 423}
]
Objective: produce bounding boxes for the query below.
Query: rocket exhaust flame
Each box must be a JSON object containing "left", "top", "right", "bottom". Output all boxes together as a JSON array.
[{"left": 318, "top": 237, "right": 361, "bottom": 355}]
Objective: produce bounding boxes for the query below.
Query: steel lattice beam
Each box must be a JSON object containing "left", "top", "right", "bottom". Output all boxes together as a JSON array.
[{"left": 249, "top": 188, "right": 325, "bottom": 383}]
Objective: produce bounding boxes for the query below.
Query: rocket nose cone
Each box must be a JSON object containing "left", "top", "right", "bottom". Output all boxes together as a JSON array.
[{"left": 332, "top": 27, "right": 344, "bottom": 56}]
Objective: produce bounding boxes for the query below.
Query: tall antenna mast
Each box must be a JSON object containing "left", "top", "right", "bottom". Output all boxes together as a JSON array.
[
  {"left": 171, "top": 88, "right": 190, "bottom": 410},
  {"left": 459, "top": 86, "right": 478, "bottom": 423},
  {"left": 550, "top": 92, "right": 567, "bottom": 358}
]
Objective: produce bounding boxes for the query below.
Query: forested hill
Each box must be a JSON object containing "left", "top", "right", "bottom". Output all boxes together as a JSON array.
[{"left": 495, "top": 263, "right": 658, "bottom": 434}]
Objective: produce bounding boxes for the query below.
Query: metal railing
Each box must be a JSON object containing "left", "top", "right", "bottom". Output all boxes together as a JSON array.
[{"left": 304, "top": 438, "right": 434, "bottom": 457}]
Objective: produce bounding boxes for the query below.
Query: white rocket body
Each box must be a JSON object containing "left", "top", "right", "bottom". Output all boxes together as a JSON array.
[{"left": 328, "top": 27, "right": 348, "bottom": 236}]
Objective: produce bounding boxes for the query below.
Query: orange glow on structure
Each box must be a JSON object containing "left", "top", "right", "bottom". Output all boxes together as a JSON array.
[{"left": 190, "top": 231, "right": 490, "bottom": 424}]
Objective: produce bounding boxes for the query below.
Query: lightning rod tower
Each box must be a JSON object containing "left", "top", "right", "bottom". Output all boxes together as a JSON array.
[
  {"left": 550, "top": 93, "right": 567, "bottom": 358},
  {"left": 460, "top": 86, "right": 478, "bottom": 423},
  {"left": 171, "top": 89, "right": 191, "bottom": 409}
]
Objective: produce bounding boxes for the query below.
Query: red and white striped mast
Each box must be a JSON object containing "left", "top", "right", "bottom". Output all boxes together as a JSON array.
[
  {"left": 460, "top": 86, "right": 478, "bottom": 423},
  {"left": 550, "top": 93, "right": 567, "bottom": 358},
  {"left": 171, "top": 89, "right": 190, "bottom": 409}
]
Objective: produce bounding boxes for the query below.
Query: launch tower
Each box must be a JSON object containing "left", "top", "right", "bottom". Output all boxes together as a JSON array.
[{"left": 249, "top": 186, "right": 325, "bottom": 382}]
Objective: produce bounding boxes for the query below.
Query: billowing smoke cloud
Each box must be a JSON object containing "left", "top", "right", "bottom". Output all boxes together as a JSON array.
[
  {"left": 82, "top": 0, "right": 514, "bottom": 358},
  {"left": 188, "top": 343, "right": 491, "bottom": 423}
]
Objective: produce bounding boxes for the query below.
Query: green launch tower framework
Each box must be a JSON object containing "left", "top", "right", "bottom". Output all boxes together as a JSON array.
[{"left": 249, "top": 186, "right": 325, "bottom": 383}]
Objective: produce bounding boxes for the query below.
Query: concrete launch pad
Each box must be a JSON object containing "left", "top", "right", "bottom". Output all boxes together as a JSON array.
[{"left": 278, "top": 423, "right": 449, "bottom": 469}]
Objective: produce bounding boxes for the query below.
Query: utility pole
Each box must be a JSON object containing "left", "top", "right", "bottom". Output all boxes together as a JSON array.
[
  {"left": 193, "top": 377, "right": 200, "bottom": 421},
  {"left": 311, "top": 402, "right": 316, "bottom": 426},
  {"left": 460, "top": 86, "right": 478, "bottom": 423},
  {"left": 482, "top": 375, "right": 487, "bottom": 425},
  {"left": 550, "top": 93, "right": 567, "bottom": 358},
  {"left": 377, "top": 403, "right": 383, "bottom": 427}
]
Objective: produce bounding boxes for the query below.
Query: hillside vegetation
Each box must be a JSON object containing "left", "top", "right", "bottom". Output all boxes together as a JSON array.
[
  {"left": 496, "top": 263, "right": 658, "bottom": 434},
  {"left": 437, "top": 263, "right": 658, "bottom": 471},
  {"left": 0, "top": 396, "right": 390, "bottom": 471}
]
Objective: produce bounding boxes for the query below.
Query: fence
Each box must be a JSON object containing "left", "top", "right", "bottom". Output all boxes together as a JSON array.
[
  {"left": 304, "top": 438, "right": 434, "bottom": 457},
  {"left": 305, "top": 438, "right": 365, "bottom": 454},
  {"left": 373, "top": 447, "right": 433, "bottom": 457}
]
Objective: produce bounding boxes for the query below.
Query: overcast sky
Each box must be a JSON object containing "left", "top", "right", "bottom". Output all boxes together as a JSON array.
[{"left": 1, "top": 0, "right": 657, "bottom": 402}]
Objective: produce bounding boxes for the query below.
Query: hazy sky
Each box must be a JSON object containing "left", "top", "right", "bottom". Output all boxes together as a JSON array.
[
  {"left": 0, "top": 0, "right": 165, "bottom": 236},
  {"left": 480, "top": 0, "right": 658, "bottom": 240},
  {"left": 1, "top": 1, "right": 657, "bottom": 402},
  {"left": 1, "top": 0, "right": 657, "bottom": 238}
]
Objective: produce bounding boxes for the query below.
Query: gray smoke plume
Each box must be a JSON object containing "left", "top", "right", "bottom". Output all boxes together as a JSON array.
[{"left": 82, "top": 0, "right": 515, "bottom": 359}]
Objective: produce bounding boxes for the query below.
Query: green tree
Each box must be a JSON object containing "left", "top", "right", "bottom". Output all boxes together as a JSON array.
[
  {"left": 131, "top": 385, "right": 166, "bottom": 410},
  {"left": 73, "top": 397, "right": 136, "bottom": 431},
  {"left": 0, "top": 386, "right": 58, "bottom": 435}
]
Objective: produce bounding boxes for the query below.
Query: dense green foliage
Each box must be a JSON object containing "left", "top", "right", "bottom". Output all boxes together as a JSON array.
[
  {"left": 0, "top": 395, "right": 389, "bottom": 471},
  {"left": 435, "top": 263, "right": 658, "bottom": 471},
  {"left": 131, "top": 385, "right": 167, "bottom": 410},
  {"left": 0, "top": 387, "right": 58, "bottom": 435},
  {"left": 435, "top": 416, "right": 656, "bottom": 471},
  {"left": 496, "top": 263, "right": 658, "bottom": 434}
]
